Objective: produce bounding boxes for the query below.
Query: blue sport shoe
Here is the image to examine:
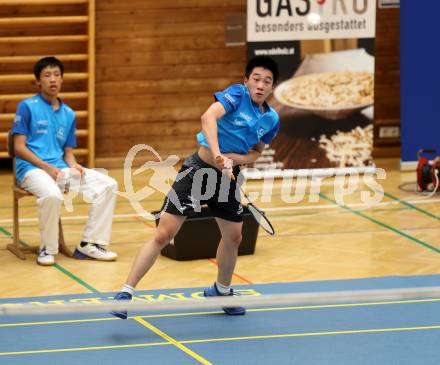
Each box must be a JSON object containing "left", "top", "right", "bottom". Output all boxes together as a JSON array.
[
  {"left": 204, "top": 283, "right": 246, "bottom": 315},
  {"left": 110, "top": 291, "right": 132, "bottom": 319}
]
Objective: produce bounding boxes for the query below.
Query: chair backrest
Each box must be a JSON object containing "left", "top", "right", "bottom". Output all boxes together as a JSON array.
[
  {"left": 7, "top": 131, "right": 67, "bottom": 192},
  {"left": 7, "top": 130, "right": 15, "bottom": 158},
  {"left": 7, "top": 130, "right": 19, "bottom": 185}
]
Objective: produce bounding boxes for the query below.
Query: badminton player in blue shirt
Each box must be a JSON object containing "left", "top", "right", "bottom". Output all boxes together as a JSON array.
[
  {"left": 12, "top": 57, "right": 119, "bottom": 266},
  {"left": 112, "top": 56, "right": 280, "bottom": 318}
]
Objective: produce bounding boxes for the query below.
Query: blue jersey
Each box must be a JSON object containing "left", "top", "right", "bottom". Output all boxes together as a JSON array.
[
  {"left": 197, "top": 84, "right": 279, "bottom": 154},
  {"left": 12, "top": 94, "right": 76, "bottom": 183}
]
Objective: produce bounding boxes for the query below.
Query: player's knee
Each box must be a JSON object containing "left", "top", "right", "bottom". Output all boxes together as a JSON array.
[
  {"left": 154, "top": 229, "right": 175, "bottom": 247},
  {"left": 39, "top": 191, "right": 63, "bottom": 205},
  {"left": 108, "top": 177, "right": 118, "bottom": 191},
  {"left": 103, "top": 177, "right": 118, "bottom": 193},
  {"left": 234, "top": 233, "right": 243, "bottom": 246},
  {"left": 227, "top": 232, "right": 242, "bottom": 247}
]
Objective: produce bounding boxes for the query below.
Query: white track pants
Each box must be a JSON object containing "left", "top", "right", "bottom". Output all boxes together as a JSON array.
[{"left": 21, "top": 168, "right": 118, "bottom": 254}]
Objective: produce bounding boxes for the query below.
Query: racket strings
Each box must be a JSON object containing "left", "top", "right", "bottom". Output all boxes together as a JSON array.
[{"left": 247, "top": 203, "right": 275, "bottom": 235}]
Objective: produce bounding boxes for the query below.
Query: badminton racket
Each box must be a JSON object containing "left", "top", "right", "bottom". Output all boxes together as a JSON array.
[
  {"left": 237, "top": 183, "right": 275, "bottom": 235},
  {"left": 216, "top": 155, "right": 275, "bottom": 235}
]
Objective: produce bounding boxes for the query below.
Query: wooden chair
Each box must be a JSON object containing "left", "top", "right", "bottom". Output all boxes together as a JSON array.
[{"left": 7, "top": 130, "right": 73, "bottom": 260}]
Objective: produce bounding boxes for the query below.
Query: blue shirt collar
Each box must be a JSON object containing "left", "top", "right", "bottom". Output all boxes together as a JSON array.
[{"left": 37, "top": 93, "right": 63, "bottom": 109}]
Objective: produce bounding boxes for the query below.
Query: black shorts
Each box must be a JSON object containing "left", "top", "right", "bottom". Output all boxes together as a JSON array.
[{"left": 161, "top": 153, "right": 243, "bottom": 222}]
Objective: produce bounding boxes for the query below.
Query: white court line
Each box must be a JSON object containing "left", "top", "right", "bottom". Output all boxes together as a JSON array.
[
  {"left": 264, "top": 198, "right": 440, "bottom": 213},
  {"left": 11, "top": 225, "right": 439, "bottom": 240},
  {"left": 0, "top": 198, "right": 438, "bottom": 225}
]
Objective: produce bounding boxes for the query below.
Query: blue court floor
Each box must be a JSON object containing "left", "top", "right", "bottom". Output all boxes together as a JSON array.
[{"left": 1, "top": 275, "right": 440, "bottom": 365}]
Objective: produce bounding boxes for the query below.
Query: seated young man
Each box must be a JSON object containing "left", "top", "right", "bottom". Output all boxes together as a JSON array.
[
  {"left": 12, "top": 56, "right": 118, "bottom": 266},
  {"left": 111, "top": 56, "right": 279, "bottom": 318}
]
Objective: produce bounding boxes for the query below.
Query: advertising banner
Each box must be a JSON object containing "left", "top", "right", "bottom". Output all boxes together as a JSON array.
[{"left": 246, "top": 0, "right": 377, "bottom": 177}]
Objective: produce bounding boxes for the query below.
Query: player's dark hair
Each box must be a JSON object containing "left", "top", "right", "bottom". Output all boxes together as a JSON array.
[
  {"left": 245, "top": 56, "right": 279, "bottom": 84},
  {"left": 34, "top": 57, "right": 64, "bottom": 80}
]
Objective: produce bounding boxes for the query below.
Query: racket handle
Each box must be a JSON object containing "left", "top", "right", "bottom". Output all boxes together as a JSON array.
[{"left": 215, "top": 155, "right": 235, "bottom": 180}]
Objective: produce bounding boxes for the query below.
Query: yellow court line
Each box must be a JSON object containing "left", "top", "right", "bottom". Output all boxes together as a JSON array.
[
  {"left": 0, "top": 341, "right": 170, "bottom": 356},
  {"left": 1, "top": 297, "right": 440, "bottom": 327},
  {"left": 246, "top": 298, "right": 440, "bottom": 314},
  {"left": 1, "top": 324, "right": 440, "bottom": 357},
  {"left": 180, "top": 324, "right": 440, "bottom": 344},
  {"left": 133, "top": 317, "right": 213, "bottom": 365},
  {"left": 0, "top": 316, "right": 114, "bottom": 327}
]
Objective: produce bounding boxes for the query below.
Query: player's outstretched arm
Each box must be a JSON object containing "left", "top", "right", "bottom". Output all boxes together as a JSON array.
[{"left": 200, "top": 101, "right": 232, "bottom": 170}]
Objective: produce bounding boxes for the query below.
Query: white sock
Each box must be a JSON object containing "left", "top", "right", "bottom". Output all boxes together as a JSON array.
[
  {"left": 121, "top": 284, "right": 134, "bottom": 295},
  {"left": 215, "top": 281, "right": 231, "bottom": 295}
]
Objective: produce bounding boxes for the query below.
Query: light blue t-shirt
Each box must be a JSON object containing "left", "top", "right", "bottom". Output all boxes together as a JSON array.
[
  {"left": 12, "top": 94, "right": 76, "bottom": 183},
  {"left": 197, "top": 84, "right": 279, "bottom": 154}
]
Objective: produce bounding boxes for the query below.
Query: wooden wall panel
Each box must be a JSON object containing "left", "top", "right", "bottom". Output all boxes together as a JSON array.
[
  {"left": 0, "top": 41, "right": 86, "bottom": 55},
  {"left": 95, "top": 0, "right": 247, "bottom": 164},
  {"left": 0, "top": 4, "right": 86, "bottom": 17},
  {"left": 95, "top": 2, "right": 399, "bottom": 164},
  {"left": 0, "top": 1, "right": 94, "bottom": 164},
  {"left": 96, "top": 0, "right": 242, "bottom": 11},
  {"left": 0, "top": 24, "right": 87, "bottom": 37},
  {"left": 373, "top": 6, "right": 400, "bottom": 157},
  {"left": 96, "top": 63, "right": 243, "bottom": 82}
]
